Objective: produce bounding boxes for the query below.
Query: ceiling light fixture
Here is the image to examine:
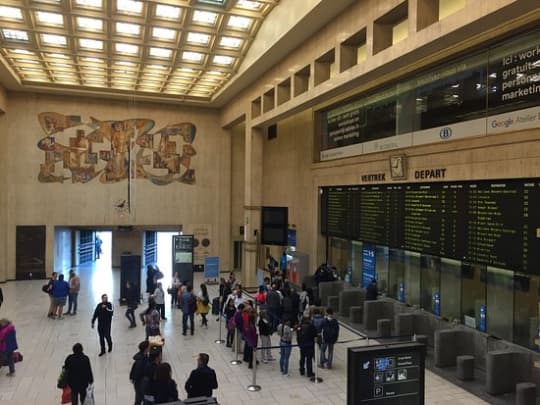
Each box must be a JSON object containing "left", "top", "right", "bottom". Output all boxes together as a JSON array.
[
  {"left": 80, "top": 38, "right": 103, "bottom": 50},
  {"left": 220, "top": 36, "right": 242, "bottom": 48},
  {"left": 152, "top": 27, "right": 176, "bottom": 40},
  {"left": 42, "top": 34, "right": 67, "bottom": 45},
  {"left": 116, "top": 42, "right": 139, "bottom": 54},
  {"left": 213, "top": 55, "right": 234, "bottom": 65},
  {"left": 116, "top": 22, "right": 141, "bottom": 35},
  {"left": 75, "top": 0, "right": 103, "bottom": 8},
  {"left": 117, "top": 0, "right": 143, "bottom": 14},
  {"left": 183, "top": 51, "right": 203, "bottom": 62},
  {"left": 228, "top": 15, "right": 251, "bottom": 29},
  {"left": 236, "top": 0, "right": 261, "bottom": 10},
  {"left": 149, "top": 47, "right": 172, "bottom": 58}
]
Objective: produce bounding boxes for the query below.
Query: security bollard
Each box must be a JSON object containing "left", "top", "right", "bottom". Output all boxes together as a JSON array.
[
  {"left": 311, "top": 343, "right": 323, "bottom": 383},
  {"left": 214, "top": 313, "right": 225, "bottom": 344},
  {"left": 247, "top": 347, "right": 262, "bottom": 391},
  {"left": 230, "top": 328, "right": 242, "bottom": 365}
]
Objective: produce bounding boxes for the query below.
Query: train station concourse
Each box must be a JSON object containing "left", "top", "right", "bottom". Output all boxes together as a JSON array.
[{"left": 0, "top": 0, "right": 539, "bottom": 404}]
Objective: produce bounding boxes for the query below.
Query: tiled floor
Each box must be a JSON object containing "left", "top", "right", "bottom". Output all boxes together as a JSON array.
[{"left": 0, "top": 258, "right": 489, "bottom": 404}]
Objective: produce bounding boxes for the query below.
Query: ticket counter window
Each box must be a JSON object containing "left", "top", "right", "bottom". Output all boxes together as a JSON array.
[
  {"left": 351, "top": 241, "right": 363, "bottom": 286},
  {"left": 440, "top": 258, "right": 461, "bottom": 322},
  {"left": 461, "top": 263, "right": 486, "bottom": 330},
  {"left": 328, "top": 237, "right": 351, "bottom": 280},
  {"left": 388, "top": 249, "right": 405, "bottom": 300},
  {"left": 375, "top": 245, "right": 389, "bottom": 296},
  {"left": 513, "top": 273, "right": 540, "bottom": 349},
  {"left": 420, "top": 255, "right": 441, "bottom": 315},
  {"left": 486, "top": 267, "right": 513, "bottom": 341},
  {"left": 404, "top": 251, "right": 421, "bottom": 306}
]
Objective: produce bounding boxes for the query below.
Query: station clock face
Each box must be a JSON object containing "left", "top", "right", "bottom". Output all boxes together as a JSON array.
[{"left": 390, "top": 155, "right": 406, "bottom": 179}]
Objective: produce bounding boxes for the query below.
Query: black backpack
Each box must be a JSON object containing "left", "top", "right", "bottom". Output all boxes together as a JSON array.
[{"left": 323, "top": 318, "right": 339, "bottom": 343}]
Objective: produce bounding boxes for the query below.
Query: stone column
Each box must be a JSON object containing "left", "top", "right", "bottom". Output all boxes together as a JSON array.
[{"left": 242, "top": 123, "right": 263, "bottom": 288}]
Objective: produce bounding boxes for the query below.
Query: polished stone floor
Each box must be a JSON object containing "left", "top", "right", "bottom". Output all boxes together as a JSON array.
[{"left": 0, "top": 256, "right": 489, "bottom": 405}]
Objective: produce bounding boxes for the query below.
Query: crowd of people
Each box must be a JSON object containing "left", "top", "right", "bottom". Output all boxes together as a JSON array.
[
  {"left": 33, "top": 264, "right": 345, "bottom": 404},
  {"left": 217, "top": 271, "right": 341, "bottom": 377}
]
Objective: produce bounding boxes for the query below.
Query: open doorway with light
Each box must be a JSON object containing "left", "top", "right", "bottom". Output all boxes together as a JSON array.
[{"left": 156, "top": 231, "right": 179, "bottom": 287}]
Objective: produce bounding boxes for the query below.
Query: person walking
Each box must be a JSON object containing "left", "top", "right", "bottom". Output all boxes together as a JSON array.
[
  {"left": 153, "top": 282, "right": 166, "bottom": 321},
  {"left": 196, "top": 283, "right": 210, "bottom": 328},
  {"left": 66, "top": 270, "right": 80, "bottom": 316},
  {"left": 0, "top": 319, "right": 18, "bottom": 376},
  {"left": 95, "top": 235, "right": 102, "bottom": 259},
  {"left": 125, "top": 281, "right": 139, "bottom": 328},
  {"left": 52, "top": 274, "right": 70, "bottom": 319},
  {"left": 297, "top": 316, "right": 317, "bottom": 378},
  {"left": 146, "top": 265, "right": 156, "bottom": 295},
  {"left": 170, "top": 272, "right": 182, "bottom": 308},
  {"left": 144, "top": 299, "right": 161, "bottom": 339},
  {"left": 149, "top": 362, "right": 179, "bottom": 404},
  {"left": 181, "top": 284, "right": 196, "bottom": 336},
  {"left": 129, "top": 341, "right": 149, "bottom": 405},
  {"left": 91, "top": 294, "right": 113, "bottom": 356},
  {"left": 184, "top": 353, "right": 218, "bottom": 398},
  {"left": 64, "top": 343, "right": 93, "bottom": 405}
]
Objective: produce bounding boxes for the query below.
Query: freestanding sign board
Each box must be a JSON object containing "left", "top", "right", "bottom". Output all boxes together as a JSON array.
[
  {"left": 173, "top": 235, "right": 194, "bottom": 287},
  {"left": 348, "top": 342, "right": 425, "bottom": 405}
]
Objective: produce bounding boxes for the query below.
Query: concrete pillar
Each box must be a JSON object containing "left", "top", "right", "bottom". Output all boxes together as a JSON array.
[{"left": 242, "top": 123, "right": 263, "bottom": 288}]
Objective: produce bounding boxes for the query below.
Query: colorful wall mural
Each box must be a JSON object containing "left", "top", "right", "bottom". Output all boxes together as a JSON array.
[{"left": 37, "top": 112, "right": 197, "bottom": 185}]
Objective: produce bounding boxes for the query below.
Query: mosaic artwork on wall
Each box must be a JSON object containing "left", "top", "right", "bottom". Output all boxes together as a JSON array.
[{"left": 37, "top": 112, "right": 197, "bottom": 185}]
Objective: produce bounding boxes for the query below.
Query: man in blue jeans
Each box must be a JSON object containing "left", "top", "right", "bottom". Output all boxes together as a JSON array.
[
  {"left": 66, "top": 270, "right": 80, "bottom": 315},
  {"left": 181, "top": 284, "right": 196, "bottom": 336},
  {"left": 320, "top": 307, "right": 340, "bottom": 369}
]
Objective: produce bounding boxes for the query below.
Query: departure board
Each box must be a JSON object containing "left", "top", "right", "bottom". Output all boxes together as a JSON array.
[{"left": 321, "top": 178, "right": 540, "bottom": 274}]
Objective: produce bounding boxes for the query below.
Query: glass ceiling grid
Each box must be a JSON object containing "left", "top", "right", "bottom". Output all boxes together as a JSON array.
[{"left": 0, "top": 0, "right": 278, "bottom": 100}]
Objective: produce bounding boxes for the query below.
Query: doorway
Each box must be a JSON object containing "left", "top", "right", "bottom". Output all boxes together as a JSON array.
[{"left": 156, "top": 231, "right": 179, "bottom": 286}]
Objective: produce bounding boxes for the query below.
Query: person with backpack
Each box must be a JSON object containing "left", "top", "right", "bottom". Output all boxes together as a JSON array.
[
  {"left": 258, "top": 310, "right": 274, "bottom": 363},
  {"left": 181, "top": 284, "right": 197, "bottom": 336},
  {"left": 311, "top": 308, "right": 325, "bottom": 341},
  {"left": 63, "top": 343, "right": 93, "bottom": 405},
  {"left": 129, "top": 341, "right": 149, "bottom": 405},
  {"left": 277, "top": 320, "right": 293, "bottom": 376},
  {"left": 320, "top": 307, "right": 340, "bottom": 369}
]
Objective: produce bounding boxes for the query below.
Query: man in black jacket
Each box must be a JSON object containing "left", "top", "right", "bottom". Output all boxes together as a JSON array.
[
  {"left": 297, "top": 316, "right": 317, "bottom": 378},
  {"left": 184, "top": 353, "right": 218, "bottom": 398},
  {"left": 91, "top": 293, "right": 114, "bottom": 356},
  {"left": 129, "top": 341, "right": 149, "bottom": 405},
  {"left": 64, "top": 343, "right": 93, "bottom": 405}
]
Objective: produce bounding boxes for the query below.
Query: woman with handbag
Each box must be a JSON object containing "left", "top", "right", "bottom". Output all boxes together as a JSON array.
[
  {"left": 196, "top": 283, "right": 210, "bottom": 328},
  {"left": 63, "top": 343, "right": 93, "bottom": 405}
]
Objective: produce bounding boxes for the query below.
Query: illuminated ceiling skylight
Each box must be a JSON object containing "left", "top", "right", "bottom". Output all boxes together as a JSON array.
[
  {"left": 80, "top": 38, "right": 103, "bottom": 50},
  {"left": 36, "top": 11, "right": 64, "bottom": 25},
  {"left": 42, "top": 34, "right": 66, "bottom": 46},
  {"left": 220, "top": 36, "right": 242, "bottom": 48},
  {"left": 116, "top": 42, "right": 138, "bottom": 54},
  {"left": 155, "top": 4, "right": 181, "bottom": 20},
  {"left": 3, "top": 29, "right": 28, "bottom": 41},
  {"left": 0, "top": 6, "right": 23, "bottom": 20},
  {"left": 149, "top": 47, "right": 172, "bottom": 58},
  {"left": 75, "top": 0, "right": 103, "bottom": 8},
  {"left": 152, "top": 27, "right": 176, "bottom": 41},
  {"left": 187, "top": 32, "right": 211, "bottom": 45},
  {"left": 116, "top": 22, "right": 141, "bottom": 36},
  {"left": 213, "top": 55, "right": 234, "bottom": 65},
  {"left": 228, "top": 15, "right": 252, "bottom": 29},
  {"left": 193, "top": 10, "right": 218, "bottom": 25},
  {"left": 117, "top": 0, "right": 143, "bottom": 15},
  {"left": 183, "top": 51, "right": 204, "bottom": 62},
  {"left": 237, "top": 0, "right": 262, "bottom": 10},
  {"left": 0, "top": 0, "right": 280, "bottom": 101},
  {"left": 77, "top": 17, "right": 103, "bottom": 31}
]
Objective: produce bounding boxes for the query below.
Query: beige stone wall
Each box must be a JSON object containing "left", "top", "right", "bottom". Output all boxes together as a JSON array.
[
  {"left": 2, "top": 92, "right": 231, "bottom": 279},
  {"left": 230, "top": 123, "right": 245, "bottom": 242},
  {"left": 0, "top": 113, "right": 7, "bottom": 281}
]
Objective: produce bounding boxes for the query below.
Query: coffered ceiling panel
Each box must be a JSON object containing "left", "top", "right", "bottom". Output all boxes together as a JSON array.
[{"left": 0, "top": 0, "right": 278, "bottom": 102}]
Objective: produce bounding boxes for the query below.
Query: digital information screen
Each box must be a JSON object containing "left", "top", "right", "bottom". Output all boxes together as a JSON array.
[
  {"left": 321, "top": 179, "right": 540, "bottom": 274},
  {"left": 348, "top": 342, "right": 425, "bottom": 405}
]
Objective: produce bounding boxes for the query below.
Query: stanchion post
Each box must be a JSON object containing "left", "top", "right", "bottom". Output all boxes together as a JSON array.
[
  {"left": 247, "top": 347, "right": 262, "bottom": 392},
  {"left": 310, "top": 342, "right": 323, "bottom": 383},
  {"left": 230, "top": 328, "right": 242, "bottom": 365},
  {"left": 214, "top": 310, "right": 225, "bottom": 344}
]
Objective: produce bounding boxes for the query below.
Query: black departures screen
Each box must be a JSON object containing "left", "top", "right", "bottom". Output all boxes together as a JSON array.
[
  {"left": 321, "top": 179, "right": 540, "bottom": 274},
  {"left": 261, "top": 206, "right": 288, "bottom": 246}
]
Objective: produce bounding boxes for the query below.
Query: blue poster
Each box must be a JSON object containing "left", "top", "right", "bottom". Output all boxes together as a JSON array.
[
  {"left": 479, "top": 304, "right": 487, "bottom": 332},
  {"left": 433, "top": 291, "right": 440, "bottom": 316},
  {"left": 399, "top": 282, "right": 405, "bottom": 303},
  {"left": 362, "top": 244, "right": 376, "bottom": 288},
  {"left": 204, "top": 256, "right": 219, "bottom": 279}
]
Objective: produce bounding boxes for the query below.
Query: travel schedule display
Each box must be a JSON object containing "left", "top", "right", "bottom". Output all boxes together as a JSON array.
[
  {"left": 348, "top": 342, "right": 425, "bottom": 404},
  {"left": 321, "top": 179, "right": 540, "bottom": 274}
]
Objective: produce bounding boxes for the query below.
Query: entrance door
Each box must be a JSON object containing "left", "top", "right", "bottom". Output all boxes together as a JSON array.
[{"left": 16, "top": 225, "right": 46, "bottom": 279}]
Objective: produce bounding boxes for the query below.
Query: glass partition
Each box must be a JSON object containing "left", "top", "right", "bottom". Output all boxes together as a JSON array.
[
  {"left": 486, "top": 266, "right": 514, "bottom": 341},
  {"left": 440, "top": 258, "right": 461, "bottom": 322},
  {"left": 461, "top": 263, "right": 486, "bottom": 330},
  {"left": 420, "top": 255, "right": 441, "bottom": 314}
]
